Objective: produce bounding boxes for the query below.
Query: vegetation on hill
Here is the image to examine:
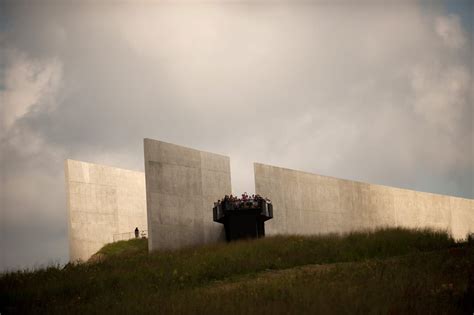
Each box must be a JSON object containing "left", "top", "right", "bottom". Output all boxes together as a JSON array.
[
  {"left": 88, "top": 237, "right": 148, "bottom": 262},
  {"left": 1, "top": 228, "right": 473, "bottom": 314}
]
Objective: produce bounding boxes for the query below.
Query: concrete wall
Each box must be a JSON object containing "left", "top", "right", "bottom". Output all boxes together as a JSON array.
[
  {"left": 65, "top": 160, "right": 147, "bottom": 261},
  {"left": 144, "top": 139, "right": 232, "bottom": 251},
  {"left": 254, "top": 163, "right": 474, "bottom": 240}
]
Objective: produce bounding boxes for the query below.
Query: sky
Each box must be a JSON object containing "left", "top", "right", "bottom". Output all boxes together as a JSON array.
[{"left": 0, "top": 0, "right": 472, "bottom": 271}]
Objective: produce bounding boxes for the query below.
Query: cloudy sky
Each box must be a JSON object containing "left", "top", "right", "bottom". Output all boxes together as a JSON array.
[{"left": 1, "top": 0, "right": 472, "bottom": 271}]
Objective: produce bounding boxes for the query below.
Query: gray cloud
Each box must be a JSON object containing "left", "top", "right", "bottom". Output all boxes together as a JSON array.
[{"left": 0, "top": 1, "right": 472, "bottom": 270}]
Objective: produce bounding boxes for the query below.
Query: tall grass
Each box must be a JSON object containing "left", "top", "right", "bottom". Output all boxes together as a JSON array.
[
  {"left": 163, "top": 247, "right": 473, "bottom": 315},
  {"left": 1, "top": 228, "right": 468, "bottom": 314}
]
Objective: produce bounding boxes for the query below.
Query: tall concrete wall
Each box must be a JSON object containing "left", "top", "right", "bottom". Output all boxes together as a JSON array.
[
  {"left": 144, "top": 139, "right": 232, "bottom": 251},
  {"left": 65, "top": 160, "right": 147, "bottom": 261},
  {"left": 254, "top": 163, "right": 474, "bottom": 240}
]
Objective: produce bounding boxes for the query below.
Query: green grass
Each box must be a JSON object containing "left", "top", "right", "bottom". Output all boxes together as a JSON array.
[
  {"left": 93, "top": 237, "right": 147, "bottom": 259},
  {"left": 1, "top": 228, "right": 473, "bottom": 314}
]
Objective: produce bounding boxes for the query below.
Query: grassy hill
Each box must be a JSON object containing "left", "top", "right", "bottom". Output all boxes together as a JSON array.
[{"left": 1, "top": 228, "right": 473, "bottom": 314}]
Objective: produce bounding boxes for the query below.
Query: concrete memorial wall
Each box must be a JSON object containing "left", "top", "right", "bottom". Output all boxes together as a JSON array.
[
  {"left": 144, "top": 139, "right": 232, "bottom": 251},
  {"left": 65, "top": 160, "right": 147, "bottom": 261},
  {"left": 65, "top": 141, "right": 473, "bottom": 262},
  {"left": 254, "top": 163, "right": 474, "bottom": 240}
]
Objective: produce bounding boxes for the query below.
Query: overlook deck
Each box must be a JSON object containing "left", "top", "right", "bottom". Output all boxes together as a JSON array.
[{"left": 213, "top": 195, "right": 273, "bottom": 241}]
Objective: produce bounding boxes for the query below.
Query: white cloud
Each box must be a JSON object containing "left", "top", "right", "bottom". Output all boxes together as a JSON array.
[
  {"left": 1, "top": 50, "right": 62, "bottom": 133},
  {"left": 411, "top": 63, "right": 470, "bottom": 134},
  {"left": 435, "top": 14, "right": 466, "bottom": 49}
]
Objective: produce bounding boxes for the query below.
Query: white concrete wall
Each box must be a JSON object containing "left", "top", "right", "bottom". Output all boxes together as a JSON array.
[
  {"left": 254, "top": 163, "right": 474, "bottom": 240},
  {"left": 65, "top": 160, "right": 147, "bottom": 261},
  {"left": 144, "top": 139, "right": 232, "bottom": 251}
]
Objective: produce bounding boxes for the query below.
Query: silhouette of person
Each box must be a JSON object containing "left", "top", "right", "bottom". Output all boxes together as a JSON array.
[{"left": 134, "top": 227, "right": 139, "bottom": 238}]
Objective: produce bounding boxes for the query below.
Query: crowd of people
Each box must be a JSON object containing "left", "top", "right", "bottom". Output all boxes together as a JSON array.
[{"left": 214, "top": 193, "right": 271, "bottom": 209}]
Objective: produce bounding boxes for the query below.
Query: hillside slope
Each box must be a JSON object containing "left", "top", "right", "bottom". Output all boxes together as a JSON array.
[{"left": 1, "top": 228, "right": 473, "bottom": 314}]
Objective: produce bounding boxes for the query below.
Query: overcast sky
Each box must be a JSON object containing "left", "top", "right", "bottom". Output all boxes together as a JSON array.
[{"left": 1, "top": 0, "right": 473, "bottom": 271}]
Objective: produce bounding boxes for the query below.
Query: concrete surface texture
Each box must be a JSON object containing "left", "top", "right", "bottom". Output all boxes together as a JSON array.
[
  {"left": 254, "top": 163, "right": 474, "bottom": 240},
  {"left": 144, "top": 138, "right": 232, "bottom": 251},
  {"left": 65, "top": 160, "right": 147, "bottom": 261}
]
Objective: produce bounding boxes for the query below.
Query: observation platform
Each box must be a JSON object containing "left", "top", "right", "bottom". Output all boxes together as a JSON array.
[{"left": 213, "top": 195, "right": 273, "bottom": 241}]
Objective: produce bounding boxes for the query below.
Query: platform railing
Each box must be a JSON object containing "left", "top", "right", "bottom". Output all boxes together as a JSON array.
[
  {"left": 213, "top": 199, "right": 273, "bottom": 223},
  {"left": 113, "top": 230, "right": 148, "bottom": 242}
]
